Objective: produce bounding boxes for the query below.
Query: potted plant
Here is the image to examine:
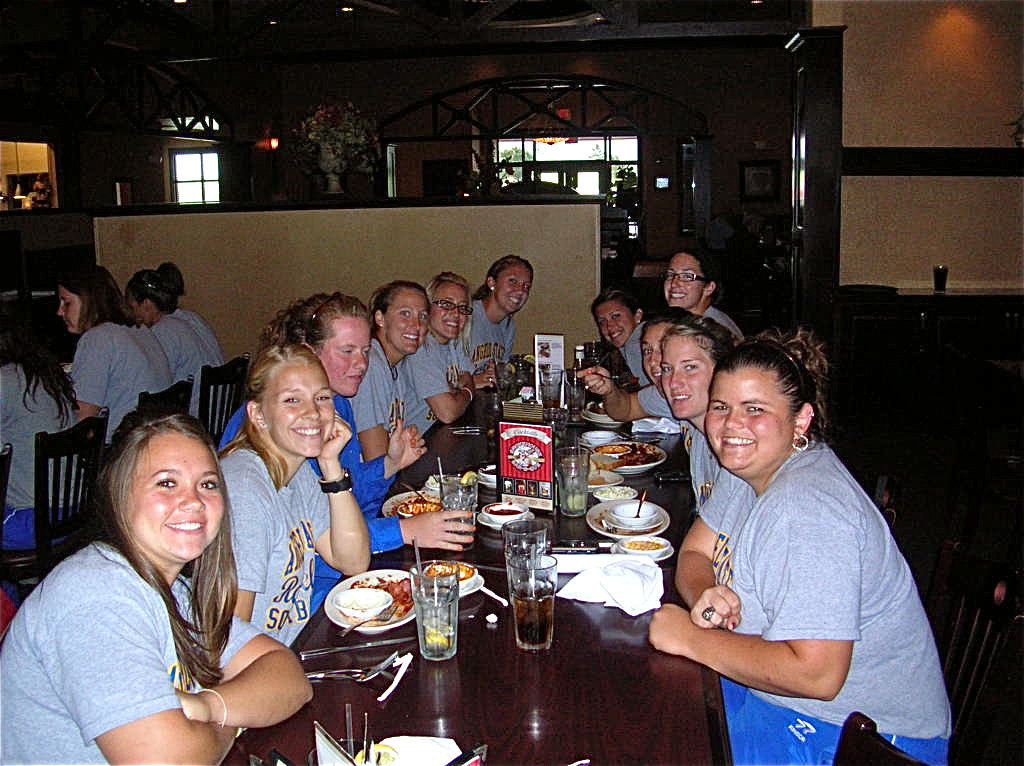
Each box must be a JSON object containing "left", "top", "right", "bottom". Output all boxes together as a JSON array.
[{"left": 291, "top": 102, "right": 381, "bottom": 193}]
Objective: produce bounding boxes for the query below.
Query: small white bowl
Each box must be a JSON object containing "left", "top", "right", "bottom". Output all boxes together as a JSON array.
[
  {"left": 593, "top": 485, "right": 638, "bottom": 503},
  {"left": 615, "top": 536, "right": 671, "bottom": 558},
  {"left": 580, "top": 430, "right": 621, "bottom": 446},
  {"left": 609, "top": 499, "right": 660, "bottom": 528},
  {"left": 480, "top": 501, "right": 530, "bottom": 525},
  {"left": 333, "top": 587, "right": 393, "bottom": 622},
  {"left": 478, "top": 464, "right": 497, "bottom": 488}
]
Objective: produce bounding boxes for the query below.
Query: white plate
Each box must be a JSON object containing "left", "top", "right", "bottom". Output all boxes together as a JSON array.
[
  {"left": 477, "top": 509, "right": 536, "bottom": 531},
  {"left": 586, "top": 501, "right": 670, "bottom": 540},
  {"left": 591, "top": 442, "right": 668, "bottom": 475},
  {"left": 587, "top": 470, "right": 624, "bottom": 492},
  {"left": 478, "top": 464, "right": 497, "bottom": 488},
  {"left": 612, "top": 537, "right": 675, "bottom": 562},
  {"left": 325, "top": 570, "right": 415, "bottom": 635},
  {"left": 581, "top": 403, "right": 622, "bottom": 426},
  {"left": 382, "top": 490, "right": 441, "bottom": 518}
]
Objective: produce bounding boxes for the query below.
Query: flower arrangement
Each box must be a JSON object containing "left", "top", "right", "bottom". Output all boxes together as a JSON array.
[{"left": 291, "top": 102, "right": 381, "bottom": 188}]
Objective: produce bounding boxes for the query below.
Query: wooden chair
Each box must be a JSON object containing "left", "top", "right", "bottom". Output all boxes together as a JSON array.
[
  {"left": 0, "top": 413, "right": 108, "bottom": 595},
  {"left": 833, "top": 711, "right": 926, "bottom": 765},
  {"left": 926, "top": 540, "right": 1022, "bottom": 764},
  {"left": 197, "top": 354, "right": 249, "bottom": 444},
  {"left": 137, "top": 376, "right": 194, "bottom": 416},
  {"left": 0, "top": 443, "right": 11, "bottom": 511},
  {"left": 873, "top": 474, "right": 899, "bottom": 529}
]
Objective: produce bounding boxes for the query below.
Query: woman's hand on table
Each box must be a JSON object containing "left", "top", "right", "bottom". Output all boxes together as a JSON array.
[
  {"left": 383, "top": 419, "right": 427, "bottom": 477},
  {"left": 400, "top": 509, "right": 474, "bottom": 550},
  {"left": 579, "top": 365, "right": 615, "bottom": 397},
  {"left": 691, "top": 585, "right": 742, "bottom": 631}
]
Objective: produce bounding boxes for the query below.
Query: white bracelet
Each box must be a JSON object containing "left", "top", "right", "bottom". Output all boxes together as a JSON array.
[
  {"left": 461, "top": 386, "right": 473, "bottom": 401},
  {"left": 199, "top": 688, "right": 228, "bottom": 728}
]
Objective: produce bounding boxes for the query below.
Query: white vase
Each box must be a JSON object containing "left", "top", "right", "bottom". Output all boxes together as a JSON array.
[{"left": 317, "top": 146, "right": 345, "bottom": 194}]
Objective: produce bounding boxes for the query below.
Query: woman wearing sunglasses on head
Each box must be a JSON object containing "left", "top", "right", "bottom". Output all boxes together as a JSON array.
[
  {"left": 649, "top": 329, "right": 950, "bottom": 765},
  {"left": 220, "top": 345, "right": 370, "bottom": 646},
  {"left": 0, "top": 411, "right": 310, "bottom": 764}
]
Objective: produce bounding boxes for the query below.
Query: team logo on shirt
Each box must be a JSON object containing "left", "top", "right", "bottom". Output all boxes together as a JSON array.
[
  {"left": 697, "top": 480, "right": 714, "bottom": 506},
  {"left": 263, "top": 519, "right": 316, "bottom": 634},
  {"left": 472, "top": 342, "right": 504, "bottom": 366},
  {"left": 712, "top": 530, "right": 734, "bottom": 586},
  {"left": 387, "top": 398, "right": 406, "bottom": 434},
  {"left": 168, "top": 661, "right": 196, "bottom": 692}
]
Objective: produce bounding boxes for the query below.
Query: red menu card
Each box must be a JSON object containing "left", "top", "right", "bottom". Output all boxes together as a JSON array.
[{"left": 497, "top": 420, "right": 554, "bottom": 512}]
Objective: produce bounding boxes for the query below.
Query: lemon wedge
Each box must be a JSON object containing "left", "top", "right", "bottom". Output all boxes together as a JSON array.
[
  {"left": 354, "top": 744, "right": 398, "bottom": 765},
  {"left": 460, "top": 470, "right": 477, "bottom": 486},
  {"left": 424, "top": 627, "right": 452, "bottom": 651}
]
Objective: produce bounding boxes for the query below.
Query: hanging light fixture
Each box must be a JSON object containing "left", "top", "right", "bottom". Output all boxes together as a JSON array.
[
  {"left": 534, "top": 109, "right": 575, "bottom": 145},
  {"left": 13, "top": 142, "right": 25, "bottom": 199}
]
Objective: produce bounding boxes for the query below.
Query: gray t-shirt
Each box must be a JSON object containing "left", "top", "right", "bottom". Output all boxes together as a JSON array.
[
  {"left": 1, "top": 364, "right": 69, "bottom": 509},
  {"left": 152, "top": 314, "right": 222, "bottom": 384},
  {"left": 71, "top": 322, "right": 173, "bottom": 436},
  {"left": 407, "top": 334, "right": 465, "bottom": 427},
  {"left": 467, "top": 299, "right": 515, "bottom": 371},
  {"left": 172, "top": 308, "right": 224, "bottom": 367},
  {"left": 703, "top": 306, "right": 744, "bottom": 340},
  {"left": 350, "top": 339, "right": 405, "bottom": 435},
  {"left": 632, "top": 383, "right": 680, "bottom": 434},
  {"left": 223, "top": 449, "right": 330, "bottom": 646},
  {"left": 0, "top": 543, "right": 260, "bottom": 765},
  {"left": 723, "top": 444, "right": 951, "bottom": 737},
  {"left": 620, "top": 322, "right": 645, "bottom": 381}
]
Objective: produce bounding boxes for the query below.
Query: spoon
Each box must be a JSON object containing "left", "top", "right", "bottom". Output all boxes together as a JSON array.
[{"left": 633, "top": 489, "right": 649, "bottom": 517}]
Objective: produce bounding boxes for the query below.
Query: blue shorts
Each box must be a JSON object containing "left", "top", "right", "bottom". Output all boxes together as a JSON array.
[
  {"left": 2, "top": 507, "right": 36, "bottom": 550},
  {"left": 721, "top": 677, "right": 949, "bottom": 765},
  {"left": 311, "top": 554, "right": 342, "bottom": 614}
]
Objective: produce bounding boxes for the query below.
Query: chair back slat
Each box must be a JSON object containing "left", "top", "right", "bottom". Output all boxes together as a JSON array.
[
  {"left": 926, "top": 539, "right": 1021, "bottom": 763},
  {"left": 197, "top": 354, "right": 250, "bottom": 444},
  {"left": 0, "top": 443, "right": 11, "bottom": 511},
  {"left": 833, "top": 711, "right": 926, "bottom": 765}
]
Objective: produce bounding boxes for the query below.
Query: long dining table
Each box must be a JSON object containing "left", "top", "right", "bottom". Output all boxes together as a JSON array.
[{"left": 228, "top": 411, "right": 732, "bottom": 766}]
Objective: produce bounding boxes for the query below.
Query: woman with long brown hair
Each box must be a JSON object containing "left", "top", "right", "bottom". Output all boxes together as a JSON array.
[{"left": 0, "top": 411, "right": 310, "bottom": 764}]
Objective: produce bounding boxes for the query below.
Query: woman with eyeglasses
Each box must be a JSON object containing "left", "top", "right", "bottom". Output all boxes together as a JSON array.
[
  {"left": 649, "top": 329, "right": 950, "bottom": 765},
  {"left": 467, "top": 255, "right": 533, "bottom": 373},
  {"left": 351, "top": 281, "right": 431, "bottom": 461},
  {"left": 407, "top": 272, "right": 492, "bottom": 426},
  {"left": 57, "top": 264, "right": 173, "bottom": 436},
  {"left": 662, "top": 248, "right": 743, "bottom": 340},
  {"left": 1, "top": 411, "right": 311, "bottom": 764}
]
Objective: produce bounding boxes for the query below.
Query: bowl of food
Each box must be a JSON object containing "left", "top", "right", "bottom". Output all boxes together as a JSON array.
[
  {"left": 332, "top": 587, "right": 394, "bottom": 622},
  {"left": 593, "top": 484, "right": 638, "bottom": 502},
  {"left": 480, "top": 501, "right": 530, "bottom": 525},
  {"left": 608, "top": 499, "right": 661, "bottom": 528},
  {"left": 613, "top": 536, "right": 672, "bottom": 559},
  {"left": 580, "top": 430, "right": 620, "bottom": 447}
]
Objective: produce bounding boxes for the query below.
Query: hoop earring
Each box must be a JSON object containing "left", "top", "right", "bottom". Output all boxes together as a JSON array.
[{"left": 792, "top": 433, "right": 809, "bottom": 452}]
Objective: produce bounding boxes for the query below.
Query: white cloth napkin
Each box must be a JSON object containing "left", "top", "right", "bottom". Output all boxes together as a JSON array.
[
  {"left": 632, "top": 416, "right": 681, "bottom": 434},
  {"left": 553, "top": 553, "right": 632, "bottom": 574},
  {"left": 556, "top": 556, "right": 664, "bottom": 616},
  {"left": 379, "top": 736, "right": 462, "bottom": 765}
]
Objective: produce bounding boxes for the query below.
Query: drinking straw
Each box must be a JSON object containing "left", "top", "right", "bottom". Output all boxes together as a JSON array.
[
  {"left": 345, "top": 703, "right": 354, "bottom": 754},
  {"left": 413, "top": 537, "right": 423, "bottom": 577},
  {"left": 437, "top": 456, "right": 444, "bottom": 482}
]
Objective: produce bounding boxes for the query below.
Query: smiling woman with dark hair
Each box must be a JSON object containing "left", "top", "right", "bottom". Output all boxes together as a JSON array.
[
  {"left": 0, "top": 411, "right": 311, "bottom": 764},
  {"left": 650, "top": 328, "right": 951, "bottom": 765}
]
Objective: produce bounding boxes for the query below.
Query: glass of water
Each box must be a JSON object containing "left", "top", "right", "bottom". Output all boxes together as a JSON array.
[{"left": 411, "top": 561, "right": 460, "bottom": 661}]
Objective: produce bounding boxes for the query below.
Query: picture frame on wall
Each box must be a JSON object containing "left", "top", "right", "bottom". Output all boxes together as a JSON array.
[{"left": 739, "top": 160, "right": 780, "bottom": 202}]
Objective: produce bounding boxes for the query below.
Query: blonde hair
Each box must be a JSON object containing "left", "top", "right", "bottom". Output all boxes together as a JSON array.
[{"left": 219, "top": 344, "right": 328, "bottom": 489}]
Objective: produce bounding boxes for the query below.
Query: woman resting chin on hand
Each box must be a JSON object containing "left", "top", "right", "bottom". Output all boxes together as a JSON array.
[{"left": 0, "top": 412, "right": 310, "bottom": 766}]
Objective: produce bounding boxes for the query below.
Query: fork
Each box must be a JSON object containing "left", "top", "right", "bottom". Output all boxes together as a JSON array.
[
  {"left": 305, "top": 650, "right": 400, "bottom": 682},
  {"left": 339, "top": 601, "right": 399, "bottom": 637}
]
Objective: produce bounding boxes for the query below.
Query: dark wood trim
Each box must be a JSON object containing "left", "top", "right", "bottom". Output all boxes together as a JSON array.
[{"left": 842, "top": 147, "right": 1024, "bottom": 177}]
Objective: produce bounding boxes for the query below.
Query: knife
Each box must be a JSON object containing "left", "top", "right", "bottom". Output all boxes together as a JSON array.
[{"left": 299, "top": 635, "right": 415, "bottom": 661}]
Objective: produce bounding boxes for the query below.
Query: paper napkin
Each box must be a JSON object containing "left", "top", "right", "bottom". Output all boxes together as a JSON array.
[
  {"left": 556, "top": 557, "right": 664, "bottom": 616},
  {"left": 378, "top": 736, "right": 462, "bottom": 765},
  {"left": 553, "top": 553, "right": 632, "bottom": 574}
]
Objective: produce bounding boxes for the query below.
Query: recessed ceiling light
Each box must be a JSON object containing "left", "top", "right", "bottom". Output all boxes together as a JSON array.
[
  {"left": 339, "top": 5, "right": 354, "bottom": 11},
  {"left": 268, "top": 17, "right": 279, "bottom": 24},
  {"left": 173, "top": 0, "right": 187, "bottom": 4}
]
